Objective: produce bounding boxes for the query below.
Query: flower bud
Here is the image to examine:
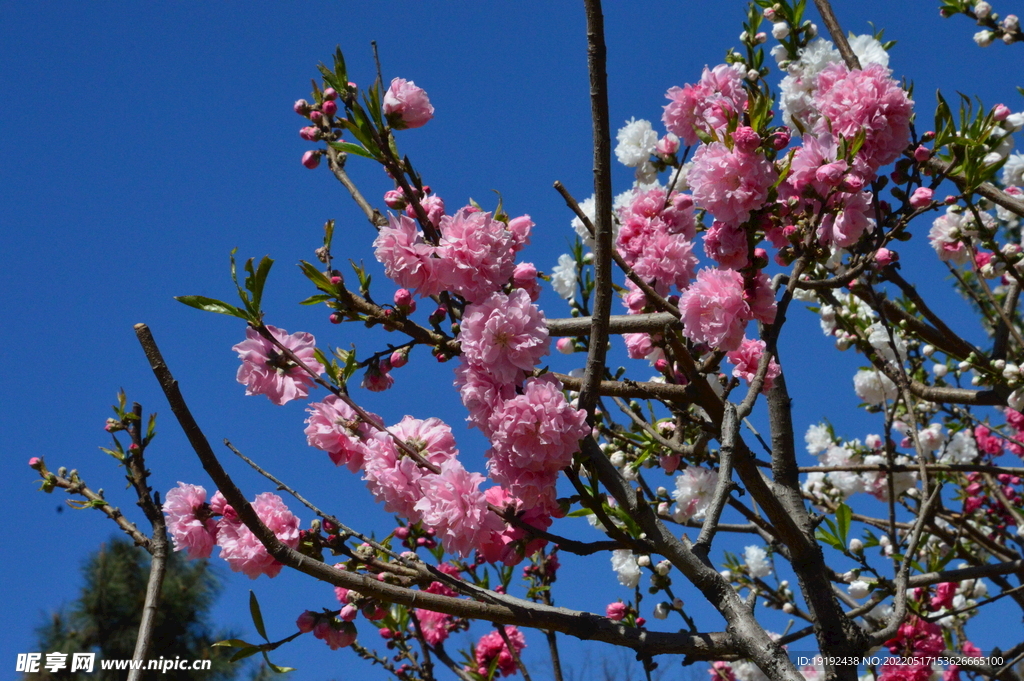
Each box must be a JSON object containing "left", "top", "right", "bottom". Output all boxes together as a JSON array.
[
  {"left": 321, "top": 100, "right": 338, "bottom": 117},
  {"left": 849, "top": 538, "right": 864, "bottom": 553},
  {"left": 296, "top": 610, "right": 317, "bottom": 633},
  {"left": 656, "top": 133, "right": 680, "bottom": 156},
  {"left": 782, "top": 603, "right": 796, "bottom": 614},
  {"left": 294, "top": 99, "right": 311, "bottom": 115},
  {"left": 302, "top": 150, "right": 322, "bottom": 169},
  {"left": 653, "top": 603, "right": 670, "bottom": 619},
  {"left": 28, "top": 457, "right": 43, "bottom": 470},
  {"left": 910, "top": 187, "right": 934, "bottom": 208},
  {"left": 932, "top": 363, "right": 948, "bottom": 378},
  {"left": 556, "top": 337, "right": 575, "bottom": 354},
  {"left": 974, "top": 30, "right": 995, "bottom": 46},
  {"left": 383, "top": 78, "right": 434, "bottom": 130},
  {"left": 914, "top": 145, "right": 932, "bottom": 162},
  {"left": 300, "top": 126, "right": 320, "bottom": 141},
  {"left": 323, "top": 87, "right": 338, "bottom": 101},
  {"left": 772, "top": 22, "right": 790, "bottom": 39}
]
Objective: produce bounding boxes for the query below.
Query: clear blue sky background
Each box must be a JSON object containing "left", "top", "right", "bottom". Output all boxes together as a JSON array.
[{"left": 2, "top": 2, "right": 1022, "bottom": 680}]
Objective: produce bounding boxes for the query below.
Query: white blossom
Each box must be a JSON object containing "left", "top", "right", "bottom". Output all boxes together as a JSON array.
[
  {"left": 744, "top": 545, "right": 772, "bottom": 578},
  {"left": 848, "top": 34, "right": 890, "bottom": 68},
  {"left": 672, "top": 466, "right": 719, "bottom": 522},
  {"left": 848, "top": 580, "right": 872, "bottom": 599},
  {"left": 615, "top": 118, "right": 658, "bottom": 168},
  {"left": 974, "top": 30, "right": 995, "bottom": 47},
  {"left": 853, "top": 368, "right": 898, "bottom": 405},
  {"left": 823, "top": 445, "right": 865, "bottom": 497},
  {"left": 550, "top": 253, "right": 577, "bottom": 301},
  {"left": 938, "top": 429, "right": 979, "bottom": 464},
  {"left": 805, "top": 423, "right": 834, "bottom": 455},
  {"left": 866, "top": 322, "right": 908, "bottom": 364},
  {"left": 772, "top": 22, "right": 790, "bottom": 39},
  {"left": 611, "top": 549, "right": 641, "bottom": 588},
  {"left": 1003, "top": 153, "right": 1024, "bottom": 186}
]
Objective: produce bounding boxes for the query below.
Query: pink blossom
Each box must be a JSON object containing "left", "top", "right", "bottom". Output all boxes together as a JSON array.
[
  {"left": 679, "top": 269, "right": 776, "bottom": 352},
  {"left": 689, "top": 142, "right": 777, "bottom": 227},
  {"left": 454, "top": 360, "right": 516, "bottom": 435},
  {"left": 662, "top": 64, "right": 748, "bottom": 146},
  {"left": 361, "top": 365, "right": 395, "bottom": 392},
  {"left": 813, "top": 62, "right": 914, "bottom": 175},
  {"left": 732, "top": 126, "right": 761, "bottom": 153},
  {"left": 512, "top": 262, "right": 543, "bottom": 302},
  {"left": 296, "top": 610, "right": 317, "bottom": 633},
  {"left": 476, "top": 487, "right": 552, "bottom": 566},
  {"left": 507, "top": 214, "right": 534, "bottom": 251},
  {"left": 910, "top": 187, "right": 934, "bottom": 208},
  {"left": 209, "top": 491, "right": 234, "bottom": 519},
  {"left": 487, "top": 375, "right": 589, "bottom": 511},
  {"left": 373, "top": 213, "right": 443, "bottom": 297},
  {"left": 436, "top": 209, "right": 516, "bottom": 303},
  {"left": 459, "top": 290, "right": 550, "bottom": 385},
  {"left": 930, "top": 581, "right": 957, "bottom": 610},
  {"left": 606, "top": 602, "right": 628, "bottom": 620},
  {"left": 383, "top": 78, "right": 434, "bottom": 129},
  {"left": 474, "top": 626, "right": 526, "bottom": 678},
  {"left": 624, "top": 332, "right": 661, "bottom": 361},
  {"left": 787, "top": 133, "right": 848, "bottom": 197},
  {"left": 362, "top": 416, "right": 458, "bottom": 521},
  {"left": 163, "top": 482, "right": 218, "bottom": 559},
  {"left": 216, "top": 492, "right": 300, "bottom": 579},
  {"left": 703, "top": 220, "right": 749, "bottom": 270},
  {"left": 405, "top": 194, "right": 446, "bottom": 228},
  {"left": 710, "top": 661, "right": 736, "bottom": 681},
  {"left": 415, "top": 458, "right": 504, "bottom": 558},
  {"left": 313, "top": 619, "right": 357, "bottom": 650},
  {"left": 816, "top": 190, "right": 875, "bottom": 248},
  {"left": 232, "top": 326, "right": 324, "bottom": 406},
  {"left": 726, "top": 338, "right": 781, "bottom": 393},
  {"left": 414, "top": 581, "right": 458, "bottom": 645},
  {"left": 304, "top": 395, "right": 382, "bottom": 472}
]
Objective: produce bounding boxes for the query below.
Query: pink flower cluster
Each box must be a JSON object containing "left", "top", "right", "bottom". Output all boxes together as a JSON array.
[
  {"left": 233, "top": 326, "right": 324, "bottom": 406},
  {"left": 473, "top": 626, "right": 526, "bottom": 678},
  {"left": 662, "top": 63, "right": 747, "bottom": 146},
  {"left": 163, "top": 484, "right": 301, "bottom": 580},
  {"left": 813, "top": 62, "right": 913, "bottom": 176},
  {"left": 615, "top": 187, "right": 698, "bottom": 292},
  {"left": 374, "top": 208, "right": 529, "bottom": 303},
  {"left": 304, "top": 395, "right": 383, "bottom": 472},
  {"left": 726, "top": 338, "right": 781, "bottom": 393},
  {"left": 413, "top": 580, "right": 458, "bottom": 645},
  {"left": 459, "top": 290, "right": 550, "bottom": 385},
  {"left": 679, "top": 269, "right": 777, "bottom": 351}
]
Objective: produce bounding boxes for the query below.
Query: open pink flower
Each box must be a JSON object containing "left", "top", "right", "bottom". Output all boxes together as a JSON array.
[
  {"left": 304, "top": 395, "right": 382, "bottom": 472},
  {"left": 476, "top": 487, "right": 552, "bottom": 565},
  {"left": 726, "top": 338, "right": 781, "bottom": 393},
  {"left": 415, "top": 458, "right": 504, "bottom": 558},
  {"left": 436, "top": 209, "right": 516, "bottom": 303},
  {"left": 689, "top": 142, "right": 777, "bottom": 227},
  {"left": 454, "top": 361, "right": 516, "bottom": 435},
  {"left": 163, "top": 482, "right": 217, "bottom": 559},
  {"left": 383, "top": 78, "right": 434, "bottom": 129},
  {"left": 216, "top": 492, "right": 300, "bottom": 579},
  {"left": 373, "top": 213, "right": 443, "bottom": 297},
  {"left": 813, "top": 62, "right": 913, "bottom": 175},
  {"left": 233, "top": 326, "right": 324, "bottom": 406},
  {"left": 459, "top": 290, "right": 550, "bottom": 385},
  {"left": 662, "top": 64, "right": 747, "bottom": 146},
  {"left": 679, "top": 269, "right": 776, "bottom": 352},
  {"left": 414, "top": 581, "right": 458, "bottom": 645}
]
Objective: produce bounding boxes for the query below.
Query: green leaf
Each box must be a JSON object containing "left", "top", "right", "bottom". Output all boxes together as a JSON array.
[
  {"left": 175, "top": 295, "right": 250, "bottom": 320},
  {"left": 332, "top": 46, "right": 348, "bottom": 89},
  {"left": 250, "top": 590, "right": 268, "bottom": 642},
  {"left": 248, "top": 255, "right": 274, "bottom": 314},
  {"left": 836, "top": 503, "right": 852, "bottom": 546},
  {"left": 298, "top": 261, "right": 334, "bottom": 291},
  {"left": 299, "top": 294, "right": 332, "bottom": 306},
  {"left": 212, "top": 639, "right": 254, "bottom": 649},
  {"left": 328, "top": 140, "right": 377, "bottom": 160},
  {"left": 262, "top": 651, "right": 296, "bottom": 675},
  {"left": 815, "top": 527, "right": 843, "bottom": 550}
]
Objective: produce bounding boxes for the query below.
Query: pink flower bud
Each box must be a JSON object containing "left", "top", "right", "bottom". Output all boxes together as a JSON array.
[
  {"left": 294, "top": 99, "right": 310, "bottom": 115},
  {"left": 635, "top": 617, "right": 646, "bottom": 627},
  {"left": 323, "top": 87, "right": 338, "bottom": 101},
  {"left": 654, "top": 358, "right": 670, "bottom": 373},
  {"left": 379, "top": 628, "right": 394, "bottom": 639},
  {"left": 393, "top": 526, "right": 410, "bottom": 539},
  {"left": 321, "top": 100, "right": 338, "bottom": 117},
  {"left": 994, "top": 103, "right": 1012, "bottom": 122},
  {"left": 913, "top": 145, "right": 932, "bottom": 163},
  {"left": 299, "top": 126, "right": 320, "bottom": 141},
  {"left": 330, "top": 276, "right": 342, "bottom": 285},
  {"left": 606, "top": 602, "right": 628, "bottom": 620},
  {"left": 384, "top": 189, "right": 407, "bottom": 209},
  {"left": 309, "top": 110, "right": 323, "bottom": 124},
  {"left": 874, "top": 248, "right": 896, "bottom": 267},
  {"left": 129, "top": 443, "right": 140, "bottom": 452},
  {"left": 296, "top": 610, "right": 317, "bottom": 633},
  {"left": 302, "top": 150, "right": 322, "bottom": 169},
  {"left": 732, "top": 126, "right": 761, "bottom": 153},
  {"left": 340, "top": 604, "right": 358, "bottom": 621},
  {"left": 394, "top": 288, "right": 413, "bottom": 307},
  {"left": 28, "top": 457, "right": 42, "bottom": 470},
  {"left": 389, "top": 350, "right": 408, "bottom": 368},
  {"left": 383, "top": 78, "right": 434, "bottom": 130},
  {"left": 660, "top": 454, "right": 681, "bottom": 473},
  {"left": 329, "top": 313, "right": 342, "bottom": 324},
  {"left": 772, "top": 128, "right": 791, "bottom": 150},
  {"left": 656, "top": 133, "right": 680, "bottom": 156},
  {"left": 910, "top": 187, "right": 934, "bottom": 208},
  {"left": 556, "top": 337, "right": 575, "bottom": 354}
]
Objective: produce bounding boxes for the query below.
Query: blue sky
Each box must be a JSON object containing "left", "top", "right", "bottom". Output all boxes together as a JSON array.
[{"left": 3, "top": 2, "right": 1022, "bottom": 679}]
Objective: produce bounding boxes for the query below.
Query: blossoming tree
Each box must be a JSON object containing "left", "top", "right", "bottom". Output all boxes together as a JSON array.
[{"left": 33, "top": 1, "right": 1024, "bottom": 681}]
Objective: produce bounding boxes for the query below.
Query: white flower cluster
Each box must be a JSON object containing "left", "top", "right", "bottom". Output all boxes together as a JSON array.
[
  {"left": 743, "top": 545, "right": 771, "bottom": 578},
  {"left": 610, "top": 549, "right": 641, "bottom": 588},
  {"left": 802, "top": 423, "right": 921, "bottom": 501},
  {"left": 671, "top": 466, "right": 719, "bottom": 522},
  {"left": 614, "top": 117, "right": 659, "bottom": 183}
]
